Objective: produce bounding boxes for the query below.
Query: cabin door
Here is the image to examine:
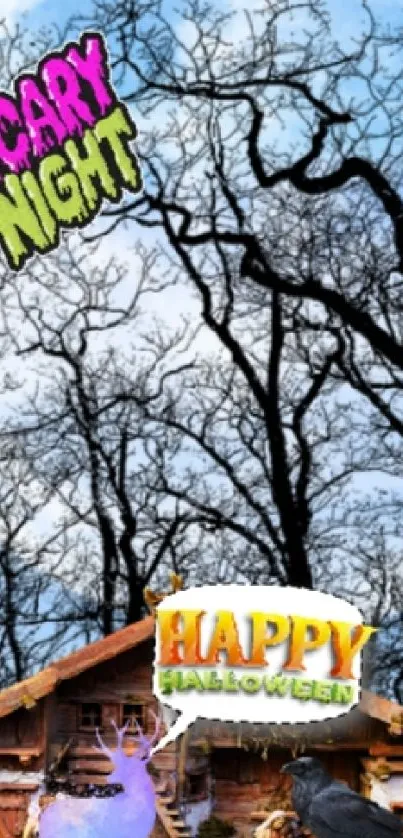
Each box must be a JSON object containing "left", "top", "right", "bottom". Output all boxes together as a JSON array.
[{"left": 0, "top": 791, "right": 29, "bottom": 837}]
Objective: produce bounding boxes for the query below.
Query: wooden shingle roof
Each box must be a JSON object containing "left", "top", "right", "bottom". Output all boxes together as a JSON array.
[
  {"left": 0, "top": 612, "right": 401, "bottom": 746},
  {"left": 188, "top": 690, "right": 403, "bottom": 747},
  {"left": 0, "top": 616, "right": 155, "bottom": 719}
]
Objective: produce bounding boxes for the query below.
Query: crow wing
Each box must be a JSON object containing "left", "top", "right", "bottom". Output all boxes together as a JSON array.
[{"left": 307, "top": 783, "right": 403, "bottom": 838}]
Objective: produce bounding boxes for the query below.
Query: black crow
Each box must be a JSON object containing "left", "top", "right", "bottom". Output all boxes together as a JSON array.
[{"left": 281, "top": 756, "right": 403, "bottom": 838}]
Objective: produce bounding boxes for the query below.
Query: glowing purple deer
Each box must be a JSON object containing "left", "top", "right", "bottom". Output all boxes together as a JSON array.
[{"left": 39, "top": 711, "right": 161, "bottom": 838}]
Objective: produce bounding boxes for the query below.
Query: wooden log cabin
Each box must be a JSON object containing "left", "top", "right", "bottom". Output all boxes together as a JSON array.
[
  {"left": 0, "top": 617, "right": 184, "bottom": 838},
  {"left": 0, "top": 615, "right": 402, "bottom": 837},
  {"left": 187, "top": 693, "right": 403, "bottom": 835}
]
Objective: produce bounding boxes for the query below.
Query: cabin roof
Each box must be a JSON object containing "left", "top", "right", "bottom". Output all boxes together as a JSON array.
[
  {"left": 188, "top": 690, "right": 403, "bottom": 748},
  {"left": 360, "top": 689, "right": 401, "bottom": 724},
  {"left": 0, "top": 612, "right": 401, "bottom": 740},
  {"left": 0, "top": 616, "right": 155, "bottom": 719}
]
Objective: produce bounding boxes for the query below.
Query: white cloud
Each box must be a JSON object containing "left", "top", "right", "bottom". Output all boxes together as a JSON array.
[
  {"left": 87, "top": 225, "right": 221, "bottom": 356},
  {"left": 1, "top": 0, "right": 43, "bottom": 26}
]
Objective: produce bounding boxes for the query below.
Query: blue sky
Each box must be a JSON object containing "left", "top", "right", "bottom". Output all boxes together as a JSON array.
[
  {"left": 5, "top": 0, "right": 403, "bottom": 540},
  {"left": 1, "top": 0, "right": 402, "bottom": 686},
  {"left": 15, "top": 0, "right": 403, "bottom": 46},
  {"left": 14, "top": 0, "right": 91, "bottom": 30}
]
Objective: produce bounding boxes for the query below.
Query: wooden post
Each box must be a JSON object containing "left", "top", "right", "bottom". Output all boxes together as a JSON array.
[{"left": 178, "top": 729, "right": 189, "bottom": 806}]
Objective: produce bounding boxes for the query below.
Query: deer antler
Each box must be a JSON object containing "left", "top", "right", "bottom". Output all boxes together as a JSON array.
[
  {"left": 144, "top": 573, "right": 184, "bottom": 615},
  {"left": 95, "top": 712, "right": 162, "bottom": 763},
  {"left": 111, "top": 718, "right": 132, "bottom": 749},
  {"left": 129, "top": 708, "right": 162, "bottom": 762},
  {"left": 147, "top": 709, "right": 162, "bottom": 749},
  {"left": 94, "top": 727, "right": 114, "bottom": 760},
  {"left": 131, "top": 718, "right": 151, "bottom": 758},
  {"left": 94, "top": 719, "right": 132, "bottom": 759}
]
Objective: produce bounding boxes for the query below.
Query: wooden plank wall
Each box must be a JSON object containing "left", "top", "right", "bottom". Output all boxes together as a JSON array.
[
  {"left": 0, "top": 789, "right": 32, "bottom": 838},
  {"left": 211, "top": 748, "right": 363, "bottom": 834},
  {"left": 0, "top": 705, "right": 43, "bottom": 751},
  {"left": 47, "top": 642, "right": 177, "bottom": 783},
  {"left": 51, "top": 644, "right": 156, "bottom": 744}
]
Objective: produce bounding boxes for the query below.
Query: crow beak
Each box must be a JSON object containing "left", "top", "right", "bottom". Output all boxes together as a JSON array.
[{"left": 280, "top": 763, "right": 293, "bottom": 775}]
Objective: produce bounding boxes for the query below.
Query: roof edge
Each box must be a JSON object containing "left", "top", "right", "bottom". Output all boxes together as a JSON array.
[{"left": 0, "top": 616, "right": 155, "bottom": 720}]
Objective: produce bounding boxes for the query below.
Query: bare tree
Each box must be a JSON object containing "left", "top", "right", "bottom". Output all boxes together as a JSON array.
[
  {"left": 0, "top": 16, "right": 58, "bottom": 88},
  {"left": 84, "top": 0, "right": 403, "bottom": 360},
  {"left": 348, "top": 541, "right": 403, "bottom": 703},
  {"left": 77, "top": 0, "right": 403, "bottom": 571},
  {"left": 0, "top": 238, "right": 210, "bottom": 637},
  {"left": 71, "top": 0, "right": 403, "bottom": 696},
  {"left": 135, "top": 284, "right": 399, "bottom": 591},
  {"left": 0, "top": 441, "right": 102, "bottom": 684},
  {"left": 0, "top": 18, "right": 91, "bottom": 684}
]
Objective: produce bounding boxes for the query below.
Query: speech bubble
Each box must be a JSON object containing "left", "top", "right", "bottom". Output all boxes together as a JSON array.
[{"left": 151, "top": 585, "right": 374, "bottom": 755}]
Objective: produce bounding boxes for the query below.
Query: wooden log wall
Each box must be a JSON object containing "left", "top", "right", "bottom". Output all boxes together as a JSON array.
[
  {"left": 211, "top": 748, "right": 362, "bottom": 834},
  {"left": 46, "top": 644, "right": 177, "bottom": 785}
]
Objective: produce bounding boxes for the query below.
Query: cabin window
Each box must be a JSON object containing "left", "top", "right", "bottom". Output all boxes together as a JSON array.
[
  {"left": 391, "top": 804, "right": 403, "bottom": 821},
  {"left": 212, "top": 749, "right": 241, "bottom": 782},
  {"left": 122, "top": 702, "right": 146, "bottom": 730},
  {"left": 80, "top": 702, "right": 102, "bottom": 729},
  {"left": 212, "top": 749, "right": 257, "bottom": 783},
  {"left": 186, "top": 773, "right": 208, "bottom": 802},
  {"left": 239, "top": 752, "right": 257, "bottom": 783}
]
